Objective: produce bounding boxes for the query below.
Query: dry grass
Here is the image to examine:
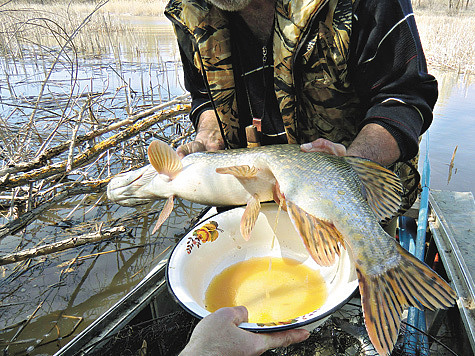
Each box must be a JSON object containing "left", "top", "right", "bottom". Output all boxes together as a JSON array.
[
  {"left": 1, "top": 0, "right": 473, "bottom": 73},
  {"left": 0, "top": 1, "right": 178, "bottom": 75},
  {"left": 413, "top": 0, "right": 474, "bottom": 12},
  {"left": 1, "top": 0, "right": 169, "bottom": 17},
  {"left": 416, "top": 13, "right": 475, "bottom": 73},
  {"left": 411, "top": 0, "right": 475, "bottom": 73}
]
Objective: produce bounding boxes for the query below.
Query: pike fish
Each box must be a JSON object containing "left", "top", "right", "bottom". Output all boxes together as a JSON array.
[{"left": 107, "top": 141, "right": 456, "bottom": 356}]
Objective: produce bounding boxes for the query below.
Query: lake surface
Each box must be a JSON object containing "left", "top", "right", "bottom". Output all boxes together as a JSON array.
[
  {"left": 0, "top": 13, "right": 473, "bottom": 356},
  {"left": 424, "top": 69, "right": 475, "bottom": 194}
]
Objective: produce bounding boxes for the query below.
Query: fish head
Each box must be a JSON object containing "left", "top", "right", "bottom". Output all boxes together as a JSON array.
[{"left": 107, "top": 164, "right": 172, "bottom": 206}]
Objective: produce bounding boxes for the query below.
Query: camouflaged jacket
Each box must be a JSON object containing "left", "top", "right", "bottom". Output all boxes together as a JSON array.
[{"left": 165, "top": 0, "right": 438, "bottom": 211}]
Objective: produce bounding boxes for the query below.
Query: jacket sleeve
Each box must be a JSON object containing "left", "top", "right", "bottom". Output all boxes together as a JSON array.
[
  {"left": 174, "top": 25, "right": 213, "bottom": 128},
  {"left": 349, "top": 0, "right": 437, "bottom": 161}
]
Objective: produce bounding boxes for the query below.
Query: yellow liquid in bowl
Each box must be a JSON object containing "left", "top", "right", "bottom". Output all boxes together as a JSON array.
[{"left": 204, "top": 257, "right": 327, "bottom": 324}]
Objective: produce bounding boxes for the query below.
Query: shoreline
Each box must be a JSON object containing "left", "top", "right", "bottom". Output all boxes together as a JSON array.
[
  {"left": 415, "top": 10, "right": 475, "bottom": 74},
  {"left": 1, "top": 2, "right": 474, "bottom": 74}
]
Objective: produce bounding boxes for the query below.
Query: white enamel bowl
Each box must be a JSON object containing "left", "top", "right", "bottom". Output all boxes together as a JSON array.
[{"left": 167, "top": 202, "right": 358, "bottom": 331}]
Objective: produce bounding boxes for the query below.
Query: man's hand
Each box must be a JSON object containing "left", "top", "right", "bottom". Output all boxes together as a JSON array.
[
  {"left": 300, "top": 124, "right": 401, "bottom": 166},
  {"left": 180, "top": 306, "right": 310, "bottom": 356},
  {"left": 177, "top": 110, "right": 225, "bottom": 158},
  {"left": 300, "top": 138, "right": 347, "bottom": 156}
]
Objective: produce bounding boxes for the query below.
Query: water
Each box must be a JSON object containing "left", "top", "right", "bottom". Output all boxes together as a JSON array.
[
  {"left": 0, "top": 13, "right": 473, "bottom": 356},
  {"left": 423, "top": 69, "right": 475, "bottom": 194},
  {"left": 0, "top": 15, "right": 195, "bottom": 356}
]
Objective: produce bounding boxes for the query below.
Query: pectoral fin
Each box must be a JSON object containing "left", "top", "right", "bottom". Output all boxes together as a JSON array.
[
  {"left": 148, "top": 140, "right": 183, "bottom": 179},
  {"left": 345, "top": 157, "right": 403, "bottom": 223},
  {"left": 286, "top": 201, "right": 343, "bottom": 266},
  {"left": 152, "top": 196, "right": 174, "bottom": 234},
  {"left": 357, "top": 242, "right": 456, "bottom": 355},
  {"left": 216, "top": 165, "right": 259, "bottom": 178},
  {"left": 240, "top": 194, "right": 261, "bottom": 241}
]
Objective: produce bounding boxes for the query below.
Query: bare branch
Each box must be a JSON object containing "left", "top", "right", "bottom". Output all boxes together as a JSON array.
[{"left": 0, "top": 226, "right": 126, "bottom": 266}]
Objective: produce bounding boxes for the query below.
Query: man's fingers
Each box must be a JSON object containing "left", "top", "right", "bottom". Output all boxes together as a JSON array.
[
  {"left": 176, "top": 141, "right": 206, "bottom": 158},
  {"left": 211, "top": 306, "right": 249, "bottom": 326},
  {"left": 300, "top": 138, "right": 346, "bottom": 156},
  {"left": 261, "top": 329, "right": 310, "bottom": 350}
]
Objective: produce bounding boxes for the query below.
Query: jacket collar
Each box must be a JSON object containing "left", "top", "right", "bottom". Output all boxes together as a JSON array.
[{"left": 165, "top": 0, "right": 328, "bottom": 41}]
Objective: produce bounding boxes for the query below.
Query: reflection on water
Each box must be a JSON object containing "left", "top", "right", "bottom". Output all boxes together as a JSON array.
[
  {"left": 0, "top": 14, "right": 182, "bottom": 128},
  {"left": 0, "top": 196, "right": 205, "bottom": 355},
  {"left": 422, "top": 69, "right": 475, "bottom": 194},
  {"left": 0, "top": 16, "right": 195, "bottom": 355}
]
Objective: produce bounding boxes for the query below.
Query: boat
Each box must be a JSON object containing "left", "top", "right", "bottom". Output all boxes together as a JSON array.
[
  {"left": 55, "top": 135, "right": 475, "bottom": 356},
  {"left": 54, "top": 186, "right": 474, "bottom": 356}
]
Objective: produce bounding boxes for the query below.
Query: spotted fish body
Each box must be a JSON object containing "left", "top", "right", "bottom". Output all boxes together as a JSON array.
[
  {"left": 107, "top": 141, "right": 456, "bottom": 356},
  {"left": 265, "top": 147, "right": 403, "bottom": 272}
]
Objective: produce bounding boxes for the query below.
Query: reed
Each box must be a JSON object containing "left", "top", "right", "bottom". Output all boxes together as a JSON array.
[
  {"left": 415, "top": 11, "right": 475, "bottom": 73},
  {"left": 2, "top": 0, "right": 168, "bottom": 18},
  {"left": 1, "top": 1, "right": 473, "bottom": 70}
]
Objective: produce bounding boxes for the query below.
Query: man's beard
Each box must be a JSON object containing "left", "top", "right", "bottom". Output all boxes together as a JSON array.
[{"left": 206, "top": 0, "right": 253, "bottom": 11}]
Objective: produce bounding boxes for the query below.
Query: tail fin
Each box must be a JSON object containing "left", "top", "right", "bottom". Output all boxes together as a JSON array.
[{"left": 357, "top": 243, "right": 456, "bottom": 355}]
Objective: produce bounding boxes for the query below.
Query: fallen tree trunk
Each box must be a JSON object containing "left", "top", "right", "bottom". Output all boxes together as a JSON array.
[
  {"left": 0, "top": 103, "right": 191, "bottom": 191},
  {"left": 0, "top": 179, "right": 110, "bottom": 239},
  {"left": 0, "top": 226, "right": 126, "bottom": 266}
]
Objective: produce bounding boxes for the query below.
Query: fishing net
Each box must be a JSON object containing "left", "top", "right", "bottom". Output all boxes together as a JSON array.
[{"left": 89, "top": 296, "right": 466, "bottom": 356}]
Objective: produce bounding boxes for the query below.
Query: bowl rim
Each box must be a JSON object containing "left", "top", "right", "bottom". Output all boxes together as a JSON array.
[{"left": 166, "top": 203, "right": 358, "bottom": 332}]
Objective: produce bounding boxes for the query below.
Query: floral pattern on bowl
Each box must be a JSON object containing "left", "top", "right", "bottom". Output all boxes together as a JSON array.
[{"left": 186, "top": 221, "right": 223, "bottom": 254}]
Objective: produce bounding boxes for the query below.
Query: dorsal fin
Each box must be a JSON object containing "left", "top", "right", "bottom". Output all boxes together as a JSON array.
[
  {"left": 147, "top": 140, "right": 183, "bottom": 179},
  {"left": 344, "top": 157, "right": 403, "bottom": 223}
]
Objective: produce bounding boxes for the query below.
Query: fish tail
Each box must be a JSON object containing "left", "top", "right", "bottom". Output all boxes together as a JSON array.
[{"left": 357, "top": 243, "right": 456, "bottom": 356}]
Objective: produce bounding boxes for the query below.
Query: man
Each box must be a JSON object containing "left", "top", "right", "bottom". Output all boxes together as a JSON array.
[
  {"left": 164, "top": 0, "right": 436, "bottom": 212},
  {"left": 180, "top": 306, "right": 310, "bottom": 355}
]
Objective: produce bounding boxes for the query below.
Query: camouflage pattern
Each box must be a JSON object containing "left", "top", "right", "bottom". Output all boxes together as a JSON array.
[
  {"left": 389, "top": 157, "right": 421, "bottom": 214},
  {"left": 165, "top": 0, "right": 420, "bottom": 211},
  {"left": 273, "top": 0, "right": 361, "bottom": 147},
  {"left": 166, "top": 0, "right": 241, "bottom": 146}
]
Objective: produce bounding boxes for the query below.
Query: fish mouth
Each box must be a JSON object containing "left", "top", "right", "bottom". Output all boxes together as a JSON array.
[
  {"left": 107, "top": 165, "right": 158, "bottom": 206},
  {"left": 130, "top": 169, "right": 149, "bottom": 186}
]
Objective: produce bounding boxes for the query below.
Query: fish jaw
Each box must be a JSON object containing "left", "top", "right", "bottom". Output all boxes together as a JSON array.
[{"left": 107, "top": 164, "right": 173, "bottom": 206}]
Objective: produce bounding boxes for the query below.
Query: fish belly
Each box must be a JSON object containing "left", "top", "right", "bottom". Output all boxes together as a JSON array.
[{"left": 169, "top": 161, "right": 275, "bottom": 206}]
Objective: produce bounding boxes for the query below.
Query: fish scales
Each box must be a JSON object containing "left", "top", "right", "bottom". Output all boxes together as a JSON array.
[
  {"left": 262, "top": 146, "right": 401, "bottom": 275},
  {"left": 107, "top": 142, "right": 456, "bottom": 356}
]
